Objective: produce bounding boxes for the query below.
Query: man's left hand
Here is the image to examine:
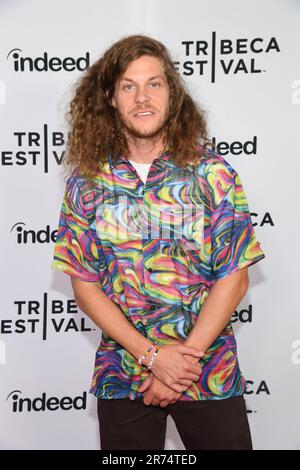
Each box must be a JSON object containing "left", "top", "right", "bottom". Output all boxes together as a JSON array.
[{"left": 137, "top": 373, "right": 183, "bottom": 407}]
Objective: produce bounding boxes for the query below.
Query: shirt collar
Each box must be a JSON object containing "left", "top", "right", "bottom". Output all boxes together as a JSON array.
[{"left": 109, "top": 148, "right": 176, "bottom": 170}]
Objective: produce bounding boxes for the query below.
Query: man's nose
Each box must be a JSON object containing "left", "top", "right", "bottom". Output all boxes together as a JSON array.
[{"left": 134, "top": 86, "right": 150, "bottom": 103}]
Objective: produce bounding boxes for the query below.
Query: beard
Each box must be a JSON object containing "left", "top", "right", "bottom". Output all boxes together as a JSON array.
[{"left": 115, "top": 108, "right": 170, "bottom": 140}]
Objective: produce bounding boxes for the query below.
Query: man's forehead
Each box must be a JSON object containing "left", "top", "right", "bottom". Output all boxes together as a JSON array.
[
  {"left": 119, "top": 56, "right": 166, "bottom": 79},
  {"left": 120, "top": 74, "right": 166, "bottom": 83}
]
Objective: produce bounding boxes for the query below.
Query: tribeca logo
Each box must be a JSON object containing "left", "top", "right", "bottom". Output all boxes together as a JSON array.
[
  {"left": 245, "top": 380, "right": 270, "bottom": 396},
  {"left": 6, "top": 390, "right": 87, "bottom": 412},
  {"left": 250, "top": 212, "right": 274, "bottom": 228},
  {"left": 11, "top": 222, "right": 57, "bottom": 244},
  {"left": 0, "top": 293, "right": 95, "bottom": 340},
  {"left": 96, "top": 195, "right": 204, "bottom": 251},
  {"left": 1, "top": 125, "right": 66, "bottom": 172},
  {"left": 244, "top": 379, "right": 270, "bottom": 414},
  {"left": 174, "top": 33, "right": 280, "bottom": 83},
  {"left": 7, "top": 48, "right": 90, "bottom": 72}
]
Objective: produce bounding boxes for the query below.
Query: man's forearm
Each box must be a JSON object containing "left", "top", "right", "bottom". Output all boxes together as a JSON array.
[
  {"left": 184, "top": 268, "right": 249, "bottom": 362},
  {"left": 72, "top": 279, "right": 152, "bottom": 362}
]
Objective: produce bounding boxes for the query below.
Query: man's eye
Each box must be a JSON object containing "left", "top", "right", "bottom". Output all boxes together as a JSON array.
[
  {"left": 150, "top": 82, "right": 160, "bottom": 88},
  {"left": 123, "top": 84, "right": 134, "bottom": 90}
]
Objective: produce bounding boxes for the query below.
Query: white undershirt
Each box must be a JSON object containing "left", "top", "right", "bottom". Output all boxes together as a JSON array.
[{"left": 128, "top": 160, "right": 151, "bottom": 184}]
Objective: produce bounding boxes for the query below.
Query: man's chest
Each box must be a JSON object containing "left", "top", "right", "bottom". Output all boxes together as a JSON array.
[{"left": 94, "top": 165, "right": 209, "bottom": 254}]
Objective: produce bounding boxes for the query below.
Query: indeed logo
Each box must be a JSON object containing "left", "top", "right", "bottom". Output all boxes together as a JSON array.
[
  {"left": 231, "top": 305, "right": 253, "bottom": 323},
  {"left": 6, "top": 390, "right": 87, "bottom": 412},
  {"left": 208, "top": 136, "right": 258, "bottom": 156},
  {"left": 7, "top": 49, "right": 90, "bottom": 72},
  {"left": 11, "top": 222, "right": 57, "bottom": 244}
]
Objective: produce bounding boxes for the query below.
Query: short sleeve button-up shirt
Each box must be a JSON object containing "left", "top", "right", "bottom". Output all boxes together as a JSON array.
[{"left": 51, "top": 146, "right": 265, "bottom": 401}]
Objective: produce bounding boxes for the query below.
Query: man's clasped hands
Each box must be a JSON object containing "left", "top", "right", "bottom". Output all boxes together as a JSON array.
[{"left": 137, "top": 342, "right": 205, "bottom": 408}]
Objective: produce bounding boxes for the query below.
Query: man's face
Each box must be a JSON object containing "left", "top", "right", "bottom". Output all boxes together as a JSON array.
[{"left": 112, "top": 55, "right": 170, "bottom": 140}]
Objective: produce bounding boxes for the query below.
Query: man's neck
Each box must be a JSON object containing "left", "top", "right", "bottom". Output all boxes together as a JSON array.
[{"left": 126, "top": 134, "right": 165, "bottom": 164}]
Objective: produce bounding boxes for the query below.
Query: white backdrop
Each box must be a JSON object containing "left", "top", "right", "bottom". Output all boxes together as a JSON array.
[{"left": 0, "top": 0, "right": 299, "bottom": 450}]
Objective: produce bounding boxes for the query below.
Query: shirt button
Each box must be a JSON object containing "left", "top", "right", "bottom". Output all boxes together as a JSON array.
[
  {"left": 147, "top": 268, "right": 153, "bottom": 272},
  {"left": 149, "top": 306, "right": 156, "bottom": 310},
  {"left": 141, "top": 319, "right": 148, "bottom": 325}
]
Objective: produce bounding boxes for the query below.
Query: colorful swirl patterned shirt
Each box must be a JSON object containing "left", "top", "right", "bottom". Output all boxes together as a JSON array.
[{"left": 51, "top": 146, "right": 265, "bottom": 401}]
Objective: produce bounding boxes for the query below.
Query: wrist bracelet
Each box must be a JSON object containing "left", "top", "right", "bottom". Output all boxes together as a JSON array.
[
  {"left": 147, "top": 347, "right": 160, "bottom": 370},
  {"left": 138, "top": 342, "right": 157, "bottom": 366}
]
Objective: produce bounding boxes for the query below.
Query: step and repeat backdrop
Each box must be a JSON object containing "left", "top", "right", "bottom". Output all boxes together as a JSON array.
[{"left": 0, "top": 0, "right": 299, "bottom": 450}]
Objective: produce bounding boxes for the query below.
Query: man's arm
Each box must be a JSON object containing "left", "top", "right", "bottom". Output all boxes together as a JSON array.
[
  {"left": 71, "top": 278, "right": 153, "bottom": 360},
  {"left": 183, "top": 267, "right": 249, "bottom": 362}
]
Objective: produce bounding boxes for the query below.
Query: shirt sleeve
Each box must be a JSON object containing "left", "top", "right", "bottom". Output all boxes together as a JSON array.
[
  {"left": 51, "top": 171, "right": 100, "bottom": 282},
  {"left": 210, "top": 169, "right": 265, "bottom": 280}
]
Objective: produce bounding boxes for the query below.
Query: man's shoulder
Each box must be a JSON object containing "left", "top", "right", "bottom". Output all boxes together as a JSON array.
[
  {"left": 64, "top": 168, "right": 104, "bottom": 216},
  {"left": 66, "top": 167, "right": 103, "bottom": 194},
  {"left": 193, "top": 146, "right": 238, "bottom": 207},
  {"left": 195, "top": 145, "right": 237, "bottom": 181}
]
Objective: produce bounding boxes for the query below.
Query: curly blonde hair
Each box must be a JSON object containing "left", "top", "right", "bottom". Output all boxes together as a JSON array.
[{"left": 62, "top": 34, "right": 213, "bottom": 179}]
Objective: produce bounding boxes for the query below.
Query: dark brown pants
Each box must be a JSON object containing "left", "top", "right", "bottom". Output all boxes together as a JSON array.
[{"left": 97, "top": 395, "right": 252, "bottom": 450}]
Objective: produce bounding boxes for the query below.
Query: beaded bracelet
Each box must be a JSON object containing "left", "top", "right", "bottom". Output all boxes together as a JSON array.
[
  {"left": 147, "top": 347, "right": 160, "bottom": 370},
  {"left": 137, "top": 342, "right": 158, "bottom": 366}
]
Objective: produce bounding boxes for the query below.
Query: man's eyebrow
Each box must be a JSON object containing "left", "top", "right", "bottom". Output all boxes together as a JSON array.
[{"left": 120, "top": 75, "right": 166, "bottom": 82}]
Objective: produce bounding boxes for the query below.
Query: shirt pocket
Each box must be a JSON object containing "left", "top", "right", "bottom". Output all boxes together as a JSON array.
[
  {"left": 158, "top": 199, "right": 204, "bottom": 256},
  {"left": 95, "top": 194, "right": 141, "bottom": 243}
]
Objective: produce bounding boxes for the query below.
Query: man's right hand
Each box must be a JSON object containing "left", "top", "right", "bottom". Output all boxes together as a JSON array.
[{"left": 144, "top": 343, "right": 205, "bottom": 393}]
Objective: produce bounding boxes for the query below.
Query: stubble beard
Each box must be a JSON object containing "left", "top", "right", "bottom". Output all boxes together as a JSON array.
[{"left": 116, "top": 108, "right": 170, "bottom": 142}]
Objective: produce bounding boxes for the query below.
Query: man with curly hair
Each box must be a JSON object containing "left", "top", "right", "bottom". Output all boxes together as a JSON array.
[{"left": 51, "top": 34, "right": 265, "bottom": 450}]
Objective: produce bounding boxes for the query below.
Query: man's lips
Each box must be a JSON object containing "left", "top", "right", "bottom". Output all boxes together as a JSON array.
[{"left": 132, "top": 110, "right": 156, "bottom": 118}]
